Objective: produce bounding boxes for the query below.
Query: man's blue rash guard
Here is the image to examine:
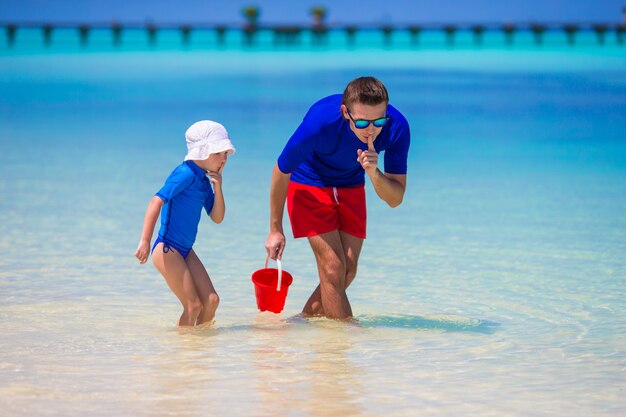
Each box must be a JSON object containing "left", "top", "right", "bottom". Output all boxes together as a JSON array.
[
  {"left": 277, "top": 94, "right": 410, "bottom": 187},
  {"left": 155, "top": 161, "right": 215, "bottom": 251}
]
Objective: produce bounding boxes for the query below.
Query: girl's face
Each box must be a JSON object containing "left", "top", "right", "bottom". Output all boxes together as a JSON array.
[{"left": 199, "top": 151, "right": 229, "bottom": 172}]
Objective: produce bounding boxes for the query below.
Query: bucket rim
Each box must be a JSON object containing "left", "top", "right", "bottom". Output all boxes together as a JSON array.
[
  {"left": 252, "top": 267, "right": 293, "bottom": 276},
  {"left": 251, "top": 270, "right": 293, "bottom": 288}
]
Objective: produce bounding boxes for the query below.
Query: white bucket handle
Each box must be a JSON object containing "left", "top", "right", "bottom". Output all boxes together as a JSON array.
[{"left": 264, "top": 256, "right": 283, "bottom": 291}]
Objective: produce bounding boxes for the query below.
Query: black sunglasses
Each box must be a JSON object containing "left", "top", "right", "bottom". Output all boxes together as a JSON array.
[{"left": 346, "top": 108, "right": 389, "bottom": 129}]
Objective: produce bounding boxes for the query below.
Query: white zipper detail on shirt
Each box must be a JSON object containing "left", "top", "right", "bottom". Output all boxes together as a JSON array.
[{"left": 333, "top": 187, "right": 339, "bottom": 204}]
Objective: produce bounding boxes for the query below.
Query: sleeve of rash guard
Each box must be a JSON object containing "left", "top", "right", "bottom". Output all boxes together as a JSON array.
[
  {"left": 277, "top": 114, "right": 321, "bottom": 174},
  {"left": 383, "top": 120, "right": 411, "bottom": 175},
  {"left": 155, "top": 167, "right": 193, "bottom": 203}
]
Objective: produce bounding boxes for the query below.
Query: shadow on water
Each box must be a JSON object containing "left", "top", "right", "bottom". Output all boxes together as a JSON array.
[
  {"left": 172, "top": 313, "right": 499, "bottom": 336},
  {"left": 355, "top": 314, "right": 500, "bottom": 334}
]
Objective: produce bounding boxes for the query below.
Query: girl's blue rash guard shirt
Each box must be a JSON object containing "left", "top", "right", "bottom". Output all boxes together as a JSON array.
[
  {"left": 277, "top": 94, "right": 411, "bottom": 187},
  {"left": 155, "top": 161, "right": 215, "bottom": 250}
]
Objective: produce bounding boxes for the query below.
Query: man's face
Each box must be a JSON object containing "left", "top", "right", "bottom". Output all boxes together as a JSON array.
[{"left": 341, "top": 101, "right": 388, "bottom": 145}]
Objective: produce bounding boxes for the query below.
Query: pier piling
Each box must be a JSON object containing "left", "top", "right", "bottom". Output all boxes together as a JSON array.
[
  {"left": 180, "top": 25, "right": 192, "bottom": 46},
  {"left": 6, "top": 24, "right": 17, "bottom": 47},
  {"left": 503, "top": 23, "right": 516, "bottom": 45},
  {"left": 381, "top": 25, "right": 393, "bottom": 46},
  {"left": 408, "top": 25, "right": 421, "bottom": 45},
  {"left": 531, "top": 23, "right": 546, "bottom": 45},
  {"left": 111, "top": 23, "right": 122, "bottom": 47},
  {"left": 563, "top": 24, "right": 578, "bottom": 45},
  {"left": 42, "top": 24, "right": 53, "bottom": 47},
  {"left": 78, "top": 24, "right": 90, "bottom": 47},
  {"left": 345, "top": 26, "right": 357, "bottom": 46},
  {"left": 471, "top": 25, "right": 485, "bottom": 45},
  {"left": 443, "top": 25, "right": 457, "bottom": 46}
]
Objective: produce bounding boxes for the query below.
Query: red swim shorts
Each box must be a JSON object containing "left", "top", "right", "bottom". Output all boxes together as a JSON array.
[{"left": 287, "top": 181, "right": 366, "bottom": 239}]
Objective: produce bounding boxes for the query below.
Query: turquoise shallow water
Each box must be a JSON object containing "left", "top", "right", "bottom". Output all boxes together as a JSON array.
[{"left": 1, "top": 37, "right": 625, "bottom": 416}]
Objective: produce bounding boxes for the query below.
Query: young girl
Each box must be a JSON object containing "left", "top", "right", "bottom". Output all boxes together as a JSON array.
[{"left": 135, "top": 120, "right": 235, "bottom": 326}]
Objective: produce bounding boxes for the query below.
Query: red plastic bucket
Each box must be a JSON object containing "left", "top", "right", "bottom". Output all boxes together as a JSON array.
[{"left": 252, "top": 258, "right": 293, "bottom": 313}]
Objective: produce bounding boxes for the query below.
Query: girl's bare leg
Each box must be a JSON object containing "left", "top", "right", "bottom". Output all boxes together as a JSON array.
[
  {"left": 152, "top": 243, "right": 203, "bottom": 326},
  {"left": 185, "top": 249, "right": 220, "bottom": 325}
]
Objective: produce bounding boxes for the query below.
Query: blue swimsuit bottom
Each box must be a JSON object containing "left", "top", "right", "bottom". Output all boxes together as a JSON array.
[{"left": 152, "top": 236, "right": 191, "bottom": 259}]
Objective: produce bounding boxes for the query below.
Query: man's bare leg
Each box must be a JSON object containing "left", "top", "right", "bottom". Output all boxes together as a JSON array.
[
  {"left": 303, "top": 231, "right": 363, "bottom": 319},
  {"left": 303, "top": 231, "right": 363, "bottom": 316}
]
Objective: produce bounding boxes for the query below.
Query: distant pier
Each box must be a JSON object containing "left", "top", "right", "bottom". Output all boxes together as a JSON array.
[{"left": 2, "top": 22, "right": 625, "bottom": 48}]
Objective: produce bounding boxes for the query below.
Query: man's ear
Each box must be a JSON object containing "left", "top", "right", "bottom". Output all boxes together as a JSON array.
[{"left": 340, "top": 104, "right": 348, "bottom": 120}]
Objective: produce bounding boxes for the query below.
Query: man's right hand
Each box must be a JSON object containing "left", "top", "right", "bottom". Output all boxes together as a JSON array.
[{"left": 265, "top": 231, "right": 286, "bottom": 260}]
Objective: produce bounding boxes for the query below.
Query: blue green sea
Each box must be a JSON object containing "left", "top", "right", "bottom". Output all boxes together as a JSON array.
[{"left": 1, "top": 29, "right": 625, "bottom": 416}]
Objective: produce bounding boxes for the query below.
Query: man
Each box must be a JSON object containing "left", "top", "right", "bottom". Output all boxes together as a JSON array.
[{"left": 265, "top": 76, "right": 410, "bottom": 319}]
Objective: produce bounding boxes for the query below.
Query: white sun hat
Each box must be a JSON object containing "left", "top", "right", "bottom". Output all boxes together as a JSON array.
[{"left": 184, "top": 120, "right": 236, "bottom": 161}]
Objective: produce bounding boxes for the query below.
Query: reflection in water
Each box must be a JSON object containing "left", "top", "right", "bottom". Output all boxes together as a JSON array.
[
  {"left": 250, "top": 315, "right": 366, "bottom": 417},
  {"left": 147, "top": 326, "right": 219, "bottom": 417},
  {"left": 304, "top": 327, "right": 365, "bottom": 417},
  {"left": 117, "top": 312, "right": 498, "bottom": 416}
]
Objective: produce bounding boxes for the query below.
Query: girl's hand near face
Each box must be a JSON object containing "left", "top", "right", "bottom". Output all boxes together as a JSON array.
[
  {"left": 208, "top": 163, "right": 226, "bottom": 223},
  {"left": 206, "top": 153, "right": 227, "bottom": 189},
  {"left": 207, "top": 162, "right": 226, "bottom": 188},
  {"left": 207, "top": 170, "right": 222, "bottom": 188}
]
